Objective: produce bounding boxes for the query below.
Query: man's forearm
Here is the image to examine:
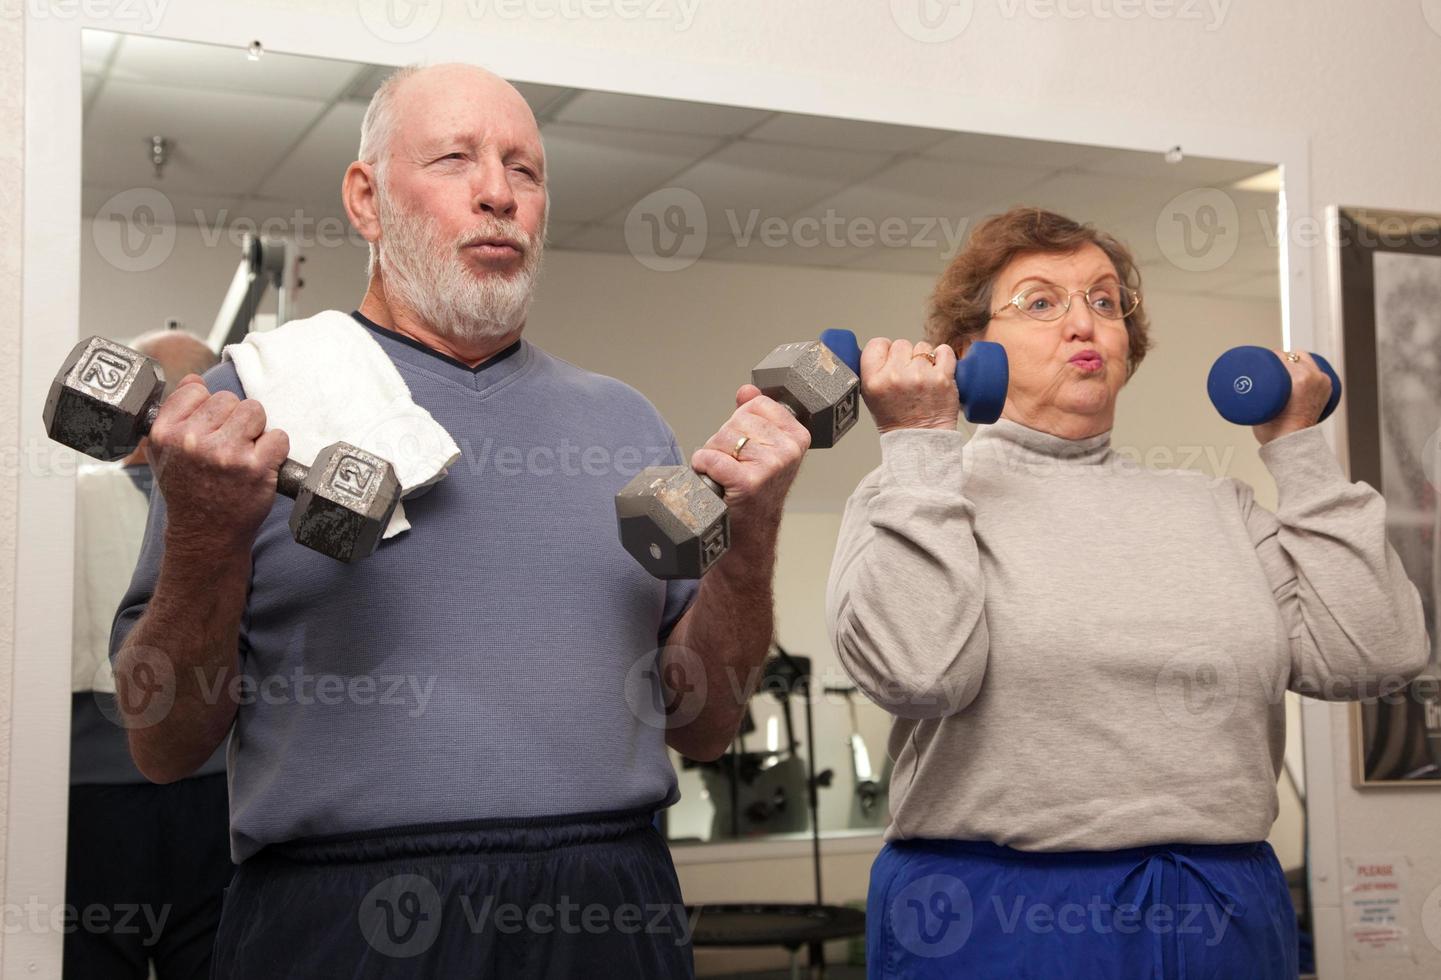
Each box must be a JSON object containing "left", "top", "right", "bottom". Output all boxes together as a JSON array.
[
  {"left": 117, "top": 535, "right": 248, "bottom": 782},
  {"left": 661, "top": 532, "right": 779, "bottom": 761}
]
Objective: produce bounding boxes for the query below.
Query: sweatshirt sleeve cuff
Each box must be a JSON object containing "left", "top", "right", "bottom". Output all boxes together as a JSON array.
[
  {"left": 1258, "top": 425, "right": 1348, "bottom": 501},
  {"left": 879, "top": 428, "right": 967, "bottom": 489}
]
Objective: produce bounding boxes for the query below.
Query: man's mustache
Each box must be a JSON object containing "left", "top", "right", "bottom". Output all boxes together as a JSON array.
[{"left": 456, "top": 222, "right": 538, "bottom": 258}]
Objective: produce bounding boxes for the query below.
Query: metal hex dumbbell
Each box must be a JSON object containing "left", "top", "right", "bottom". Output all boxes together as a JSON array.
[
  {"left": 616, "top": 339, "right": 861, "bottom": 580},
  {"left": 45, "top": 336, "right": 401, "bottom": 563}
]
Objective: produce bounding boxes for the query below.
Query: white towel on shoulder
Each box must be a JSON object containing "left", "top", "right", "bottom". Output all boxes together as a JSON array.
[{"left": 223, "top": 309, "right": 461, "bottom": 538}]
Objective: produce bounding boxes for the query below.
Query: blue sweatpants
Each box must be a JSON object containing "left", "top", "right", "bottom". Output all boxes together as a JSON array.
[{"left": 867, "top": 838, "right": 1298, "bottom": 979}]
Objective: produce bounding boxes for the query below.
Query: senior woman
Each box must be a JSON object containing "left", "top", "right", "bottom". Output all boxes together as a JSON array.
[{"left": 826, "top": 206, "right": 1429, "bottom": 979}]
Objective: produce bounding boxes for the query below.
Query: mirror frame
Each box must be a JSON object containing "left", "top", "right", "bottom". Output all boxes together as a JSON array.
[{"left": 13, "top": 9, "right": 1340, "bottom": 975}]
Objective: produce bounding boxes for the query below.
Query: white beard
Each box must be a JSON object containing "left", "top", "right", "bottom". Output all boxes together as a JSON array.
[{"left": 375, "top": 186, "right": 545, "bottom": 347}]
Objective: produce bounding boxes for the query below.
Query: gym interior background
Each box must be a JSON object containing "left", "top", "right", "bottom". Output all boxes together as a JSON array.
[{"left": 2, "top": 4, "right": 1439, "bottom": 978}]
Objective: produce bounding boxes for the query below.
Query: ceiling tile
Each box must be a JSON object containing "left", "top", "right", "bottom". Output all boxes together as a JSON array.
[
  {"left": 83, "top": 79, "right": 330, "bottom": 197},
  {"left": 742, "top": 112, "right": 946, "bottom": 154},
  {"left": 923, "top": 131, "right": 1121, "bottom": 171},
  {"left": 109, "top": 35, "right": 359, "bottom": 101},
  {"left": 858, "top": 157, "right": 1058, "bottom": 219},
  {"left": 554, "top": 91, "right": 770, "bottom": 136},
  {"left": 541, "top": 123, "right": 722, "bottom": 223},
  {"left": 255, "top": 101, "right": 367, "bottom": 219},
  {"left": 665, "top": 141, "right": 894, "bottom": 226}
]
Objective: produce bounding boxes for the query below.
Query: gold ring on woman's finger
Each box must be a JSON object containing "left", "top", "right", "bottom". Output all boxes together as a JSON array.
[
  {"left": 911, "top": 351, "right": 937, "bottom": 365},
  {"left": 1284, "top": 351, "right": 1301, "bottom": 363}
]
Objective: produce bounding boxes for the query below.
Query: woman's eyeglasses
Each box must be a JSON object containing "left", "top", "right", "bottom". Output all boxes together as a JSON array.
[{"left": 991, "top": 281, "right": 1141, "bottom": 322}]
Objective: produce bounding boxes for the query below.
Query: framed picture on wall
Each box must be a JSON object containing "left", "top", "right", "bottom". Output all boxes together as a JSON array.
[{"left": 1331, "top": 206, "right": 1441, "bottom": 787}]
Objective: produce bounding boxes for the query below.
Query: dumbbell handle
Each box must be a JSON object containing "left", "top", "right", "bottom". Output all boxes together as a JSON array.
[
  {"left": 819, "top": 329, "right": 1008, "bottom": 425},
  {"left": 136, "top": 396, "right": 310, "bottom": 501}
]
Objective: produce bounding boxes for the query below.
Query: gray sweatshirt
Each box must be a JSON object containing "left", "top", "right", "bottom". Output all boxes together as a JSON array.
[{"left": 826, "top": 418, "right": 1429, "bottom": 851}]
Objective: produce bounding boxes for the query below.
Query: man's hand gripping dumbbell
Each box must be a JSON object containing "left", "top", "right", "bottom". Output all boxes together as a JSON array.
[
  {"left": 45, "top": 336, "right": 401, "bottom": 563},
  {"left": 615, "top": 339, "right": 858, "bottom": 579}
]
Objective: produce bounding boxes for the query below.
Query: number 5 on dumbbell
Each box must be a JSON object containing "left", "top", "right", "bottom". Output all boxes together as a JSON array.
[{"left": 44, "top": 336, "right": 402, "bottom": 563}]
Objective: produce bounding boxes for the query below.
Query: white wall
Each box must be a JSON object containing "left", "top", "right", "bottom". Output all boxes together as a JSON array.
[
  {"left": 0, "top": 7, "right": 22, "bottom": 967},
  {"left": 12, "top": 2, "right": 1441, "bottom": 975}
]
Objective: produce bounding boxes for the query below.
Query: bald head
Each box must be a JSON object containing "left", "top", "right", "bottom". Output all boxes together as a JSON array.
[
  {"left": 359, "top": 63, "right": 543, "bottom": 191},
  {"left": 131, "top": 330, "right": 218, "bottom": 399}
]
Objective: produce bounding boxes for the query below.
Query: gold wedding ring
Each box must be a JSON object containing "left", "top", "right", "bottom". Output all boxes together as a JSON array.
[
  {"left": 1284, "top": 351, "right": 1301, "bottom": 363},
  {"left": 912, "top": 350, "right": 937, "bottom": 365},
  {"left": 732, "top": 435, "right": 750, "bottom": 460}
]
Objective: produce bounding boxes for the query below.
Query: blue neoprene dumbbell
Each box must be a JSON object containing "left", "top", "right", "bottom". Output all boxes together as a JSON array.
[
  {"left": 820, "top": 329, "right": 1009, "bottom": 425},
  {"left": 1206, "top": 346, "right": 1343, "bottom": 426}
]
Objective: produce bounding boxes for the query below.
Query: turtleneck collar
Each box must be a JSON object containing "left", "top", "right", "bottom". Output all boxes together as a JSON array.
[{"left": 967, "top": 416, "right": 1113, "bottom": 465}]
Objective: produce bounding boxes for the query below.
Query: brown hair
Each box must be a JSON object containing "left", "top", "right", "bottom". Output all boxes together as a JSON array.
[{"left": 926, "top": 207, "right": 1152, "bottom": 377}]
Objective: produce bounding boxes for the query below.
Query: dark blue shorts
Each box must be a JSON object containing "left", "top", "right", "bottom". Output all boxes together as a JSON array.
[
  {"left": 210, "top": 804, "right": 695, "bottom": 979},
  {"left": 867, "top": 838, "right": 1298, "bottom": 979}
]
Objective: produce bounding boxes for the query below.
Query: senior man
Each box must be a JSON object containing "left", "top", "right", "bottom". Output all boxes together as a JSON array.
[{"left": 110, "top": 63, "right": 807, "bottom": 979}]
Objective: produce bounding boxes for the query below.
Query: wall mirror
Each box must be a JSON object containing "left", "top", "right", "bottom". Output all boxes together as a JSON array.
[{"left": 59, "top": 24, "right": 1315, "bottom": 971}]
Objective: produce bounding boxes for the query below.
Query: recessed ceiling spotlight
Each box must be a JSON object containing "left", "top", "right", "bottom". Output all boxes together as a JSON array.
[{"left": 247, "top": 40, "right": 264, "bottom": 62}]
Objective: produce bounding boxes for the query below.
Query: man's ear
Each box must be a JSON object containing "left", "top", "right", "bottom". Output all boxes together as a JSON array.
[{"left": 343, "top": 161, "right": 381, "bottom": 248}]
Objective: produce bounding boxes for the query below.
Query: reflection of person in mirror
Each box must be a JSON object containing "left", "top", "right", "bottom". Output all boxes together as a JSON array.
[
  {"left": 68, "top": 331, "right": 233, "bottom": 979},
  {"left": 107, "top": 64, "right": 804, "bottom": 980},
  {"left": 827, "top": 207, "right": 1429, "bottom": 978}
]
